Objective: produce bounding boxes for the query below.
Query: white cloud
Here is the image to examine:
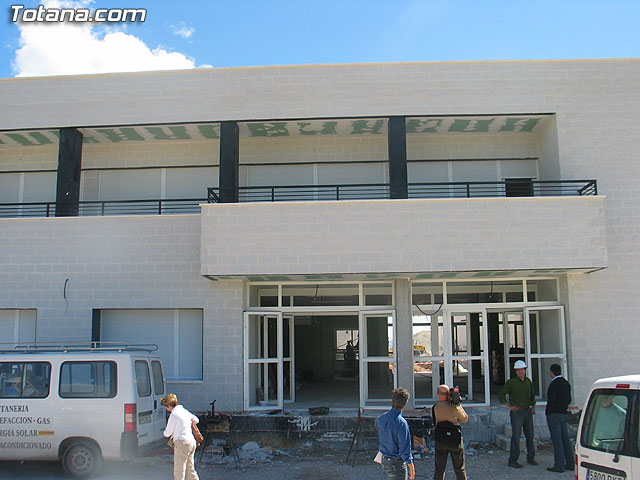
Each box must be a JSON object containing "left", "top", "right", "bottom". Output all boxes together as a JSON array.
[
  {"left": 170, "top": 22, "right": 195, "bottom": 39},
  {"left": 11, "top": 1, "right": 203, "bottom": 77}
]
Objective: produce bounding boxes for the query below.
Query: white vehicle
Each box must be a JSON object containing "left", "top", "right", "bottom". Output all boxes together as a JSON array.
[
  {"left": 0, "top": 343, "right": 167, "bottom": 478},
  {"left": 576, "top": 374, "right": 640, "bottom": 480}
]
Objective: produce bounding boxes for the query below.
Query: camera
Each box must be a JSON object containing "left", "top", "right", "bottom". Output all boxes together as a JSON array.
[{"left": 449, "top": 386, "right": 461, "bottom": 406}]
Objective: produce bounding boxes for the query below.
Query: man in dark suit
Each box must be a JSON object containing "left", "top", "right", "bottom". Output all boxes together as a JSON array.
[{"left": 545, "top": 364, "right": 574, "bottom": 473}]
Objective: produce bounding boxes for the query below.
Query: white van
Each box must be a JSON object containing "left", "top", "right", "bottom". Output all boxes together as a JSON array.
[
  {"left": 0, "top": 343, "right": 167, "bottom": 478},
  {"left": 576, "top": 374, "right": 640, "bottom": 480}
]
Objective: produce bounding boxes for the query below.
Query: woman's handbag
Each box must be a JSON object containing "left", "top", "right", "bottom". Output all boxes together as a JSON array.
[
  {"left": 192, "top": 421, "right": 204, "bottom": 445},
  {"left": 167, "top": 437, "right": 175, "bottom": 448}
]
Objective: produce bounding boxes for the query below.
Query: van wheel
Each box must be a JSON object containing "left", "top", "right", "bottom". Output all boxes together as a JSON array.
[{"left": 62, "top": 441, "right": 103, "bottom": 478}]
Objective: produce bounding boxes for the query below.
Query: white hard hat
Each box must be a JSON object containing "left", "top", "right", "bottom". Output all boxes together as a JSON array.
[{"left": 514, "top": 360, "right": 527, "bottom": 369}]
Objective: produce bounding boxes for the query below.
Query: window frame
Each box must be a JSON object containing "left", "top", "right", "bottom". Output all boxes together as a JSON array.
[{"left": 59, "top": 361, "right": 117, "bottom": 399}]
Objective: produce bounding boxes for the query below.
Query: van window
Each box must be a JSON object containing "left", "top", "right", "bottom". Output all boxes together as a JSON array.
[
  {"left": 581, "top": 389, "right": 632, "bottom": 454},
  {"left": 134, "top": 360, "right": 151, "bottom": 397},
  {"left": 60, "top": 361, "right": 117, "bottom": 398},
  {"left": 0, "top": 362, "right": 51, "bottom": 399},
  {"left": 151, "top": 361, "right": 164, "bottom": 395}
]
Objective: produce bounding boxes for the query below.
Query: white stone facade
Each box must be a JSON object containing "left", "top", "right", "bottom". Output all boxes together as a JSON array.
[{"left": 1, "top": 59, "right": 640, "bottom": 408}]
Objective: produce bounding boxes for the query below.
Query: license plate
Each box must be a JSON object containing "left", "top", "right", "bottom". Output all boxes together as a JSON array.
[{"left": 586, "top": 468, "right": 625, "bottom": 480}]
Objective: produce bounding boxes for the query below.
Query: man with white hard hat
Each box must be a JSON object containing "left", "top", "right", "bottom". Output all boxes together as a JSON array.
[{"left": 498, "top": 359, "right": 537, "bottom": 469}]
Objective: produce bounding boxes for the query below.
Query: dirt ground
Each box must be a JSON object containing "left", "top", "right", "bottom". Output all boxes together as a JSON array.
[{"left": 0, "top": 444, "right": 577, "bottom": 479}]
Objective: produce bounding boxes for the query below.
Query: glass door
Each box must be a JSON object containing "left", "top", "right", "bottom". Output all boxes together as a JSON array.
[
  {"left": 283, "top": 315, "right": 294, "bottom": 403},
  {"left": 501, "top": 310, "right": 526, "bottom": 381},
  {"left": 359, "top": 311, "right": 396, "bottom": 407},
  {"left": 445, "top": 308, "right": 489, "bottom": 404},
  {"left": 412, "top": 311, "right": 445, "bottom": 403},
  {"left": 244, "top": 312, "right": 284, "bottom": 410},
  {"left": 525, "top": 306, "right": 567, "bottom": 400}
]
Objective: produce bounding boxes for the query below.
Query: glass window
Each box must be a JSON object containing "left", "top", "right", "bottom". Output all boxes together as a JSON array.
[
  {"left": 317, "top": 162, "right": 385, "bottom": 185},
  {"left": 447, "top": 282, "right": 503, "bottom": 304},
  {"left": 0, "top": 363, "right": 24, "bottom": 398},
  {"left": 134, "top": 360, "right": 151, "bottom": 397},
  {"left": 151, "top": 361, "right": 165, "bottom": 396},
  {"left": 60, "top": 361, "right": 117, "bottom": 398},
  {"left": 581, "top": 390, "right": 631, "bottom": 454},
  {"left": 364, "top": 283, "right": 392, "bottom": 306},
  {"left": 165, "top": 167, "right": 219, "bottom": 198},
  {"left": 412, "top": 282, "right": 444, "bottom": 305},
  {"left": 22, "top": 362, "right": 51, "bottom": 398},
  {"left": 407, "top": 161, "right": 449, "bottom": 183},
  {"left": 23, "top": 172, "right": 57, "bottom": 203},
  {"left": 99, "top": 168, "right": 162, "bottom": 201},
  {"left": 527, "top": 279, "right": 558, "bottom": 302},
  {"left": 0, "top": 309, "right": 36, "bottom": 345},
  {"left": 249, "top": 285, "right": 278, "bottom": 307},
  {"left": 365, "top": 315, "right": 393, "bottom": 357},
  {"left": 281, "top": 284, "right": 359, "bottom": 307},
  {"left": 0, "top": 173, "right": 21, "bottom": 203}
]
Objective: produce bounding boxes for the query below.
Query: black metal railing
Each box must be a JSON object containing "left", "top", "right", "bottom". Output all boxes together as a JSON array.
[
  {"left": 0, "top": 180, "right": 598, "bottom": 218},
  {"left": 0, "top": 198, "right": 207, "bottom": 219},
  {"left": 207, "top": 180, "right": 597, "bottom": 203}
]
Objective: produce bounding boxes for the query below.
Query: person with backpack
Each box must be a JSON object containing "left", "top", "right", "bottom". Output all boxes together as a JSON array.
[{"left": 432, "top": 384, "right": 468, "bottom": 480}]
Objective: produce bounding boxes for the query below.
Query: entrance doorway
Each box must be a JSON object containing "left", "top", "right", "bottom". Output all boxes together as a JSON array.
[
  {"left": 243, "top": 310, "right": 397, "bottom": 410},
  {"left": 487, "top": 306, "right": 567, "bottom": 401}
]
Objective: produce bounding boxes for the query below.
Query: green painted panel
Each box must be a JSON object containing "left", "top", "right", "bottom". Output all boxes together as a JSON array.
[
  {"left": 350, "top": 119, "right": 384, "bottom": 135},
  {"left": 406, "top": 118, "right": 443, "bottom": 133},
  {"left": 145, "top": 126, "right": 191, "bottom": 140},
  {"left": 298, "top": 121, "right": 338, "bottom": 135},
  {"left": 95, "top": 128, "right": 145, "bottom": 142},
  {"left": 247, "top": 122, "right": 289, "bottom": 137},
  {"left": 499, "top": 117, "right": 541, "bottom": 132},
  {"left": 471, "top": 271, "right": 515, "bottom": 277},
  {"left": 448, "top": 118, "right": 495, "bottom": 133},
  {"left": 197, "top": 124, "right": 220, "bottom": 139},
  {"left": 6, "top": 132, "right": 53, "bottom": 146}
]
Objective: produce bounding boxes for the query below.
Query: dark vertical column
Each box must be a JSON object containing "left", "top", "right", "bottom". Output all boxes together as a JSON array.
[
  {"left": 219, "top": 121, "right": 239, "bottom": 203},
  {"left": 388, "top": 116, "right": 408, "bottom": 199},
  {"left": 91, "top": 309, "right": 101, "bottom": 343},
  {"left": 55, "top": 127, "right": 83, "bottom": 216},
  {"left": 471, "top": 314, "right": 482, "bottom": 378}
]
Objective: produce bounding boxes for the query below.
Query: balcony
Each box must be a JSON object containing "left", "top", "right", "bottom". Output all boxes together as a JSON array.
[
  {"left": 208, "top": 180, "right": 597, "bottom": 203},
  {"left": 200, "top": 187, "right": 606, "bottom": 278}
]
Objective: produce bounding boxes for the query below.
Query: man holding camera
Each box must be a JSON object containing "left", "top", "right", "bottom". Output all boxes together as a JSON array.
[{"left": 432, "top": 384, "right": 468, "bottom": 480}]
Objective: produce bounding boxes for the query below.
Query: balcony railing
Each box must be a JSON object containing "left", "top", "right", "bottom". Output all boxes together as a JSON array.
[
  {"left": 208, "top": 179, "right": 597, "bottom": 203},
  {"left": 0, "top": 180, "right": 597, "bottom": 218},
  {"left": 0, "top": 198, "right": 207, "bottom": 219}
]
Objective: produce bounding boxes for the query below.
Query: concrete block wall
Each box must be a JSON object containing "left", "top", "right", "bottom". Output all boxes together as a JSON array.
[
  {"left": 240, "top": 135, "right": 387, "bottom": 164},
  {"left": 201, "top": 196, "right": 606, "bottom": 277},
  {"left": 0, "top": 146, "right": 58, "bottom": 173},
  {"left": 407, "top": 132, "right": 538, "bottom": 161},
  {"left": 0, "top": 215, "right": 244, "bottom": 411}
]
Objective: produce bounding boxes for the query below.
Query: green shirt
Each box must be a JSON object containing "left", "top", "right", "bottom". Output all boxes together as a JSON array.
[{"left": 498, "top": 376, "right": 535, "bottom": 408}]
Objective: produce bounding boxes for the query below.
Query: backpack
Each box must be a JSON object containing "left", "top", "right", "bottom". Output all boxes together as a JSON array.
[{"left": 432, "top": 405, "right": 462, "bottom": 448}]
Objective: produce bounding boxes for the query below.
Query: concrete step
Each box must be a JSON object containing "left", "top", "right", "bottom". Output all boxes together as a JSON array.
[
  {"left": 504, "top": 423, "right": 550, "bottom": 440},
  {"left": 495, "top": 433, "right": 540, "bottom": 452}
]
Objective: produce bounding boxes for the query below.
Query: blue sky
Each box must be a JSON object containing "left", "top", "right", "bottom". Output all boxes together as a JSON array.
[{"left": 2, "top": 0, "right": 640, "bottom": 78}]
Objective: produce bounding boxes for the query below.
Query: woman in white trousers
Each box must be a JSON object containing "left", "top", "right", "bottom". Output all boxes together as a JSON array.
[{"left": 162, "top": 393, "right": 200, "bottom": 480}]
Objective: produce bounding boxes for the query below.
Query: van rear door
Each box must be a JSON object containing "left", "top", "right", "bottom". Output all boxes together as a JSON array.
[
  {"left": 150, "top": 359, "right": 167, "bottom": 442},
  {"left": 577, "top": 388, "right": 637, "bottom": 480},
  {"left": 132, "top": 358, "right": 154, "bottom": 449}
]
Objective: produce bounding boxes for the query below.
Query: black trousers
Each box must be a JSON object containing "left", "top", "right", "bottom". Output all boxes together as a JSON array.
[{"left": 434, "top": 441, "right": 467, "bottom": 480}]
